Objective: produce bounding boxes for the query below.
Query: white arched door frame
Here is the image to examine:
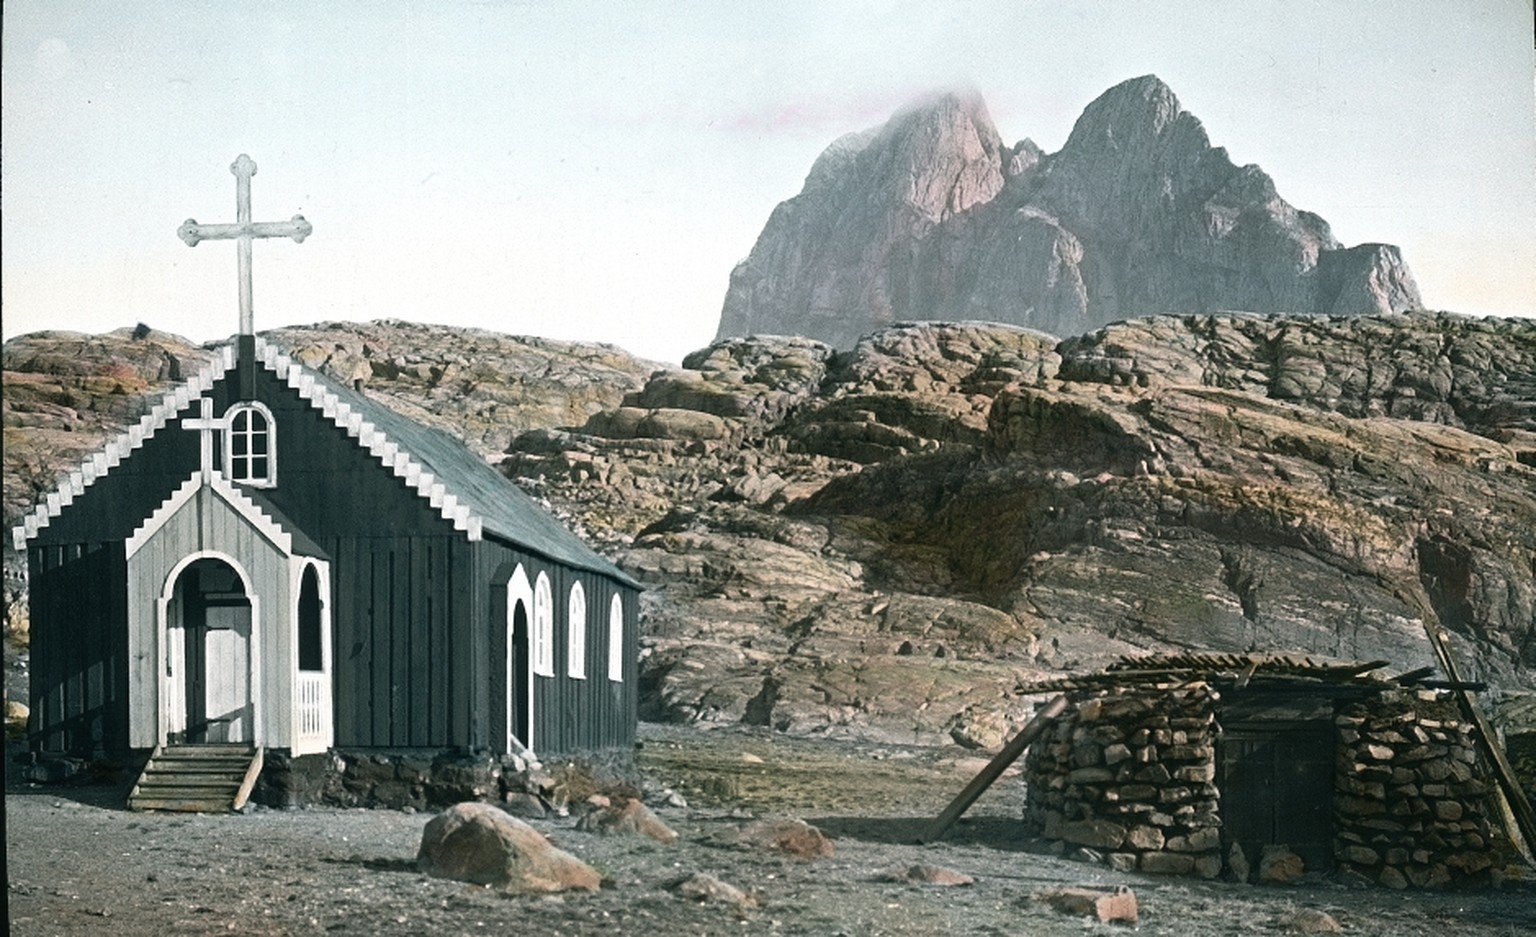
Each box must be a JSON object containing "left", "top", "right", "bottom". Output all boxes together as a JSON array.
[
  {"left": 506, "top": 564, "right": 535, "bottom": 756},
  {"left": 156, "top": 550, "right": 261, "bottom": 747}
]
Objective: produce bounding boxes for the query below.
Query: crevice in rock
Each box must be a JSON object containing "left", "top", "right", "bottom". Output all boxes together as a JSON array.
[
  {"left": 1219, "top": 547, "right": 1262, "bottom": 623},
  {"left": 742, "top": 676, "right": 781, "bottom": 727}
]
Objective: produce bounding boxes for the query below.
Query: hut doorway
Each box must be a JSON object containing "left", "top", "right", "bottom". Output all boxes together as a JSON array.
[
  {"left": 1218, "top": 695, "right": 1336, "bottom": 872},
  {"left": 171, "top": 557, "right": 253, "bottom": 744}
]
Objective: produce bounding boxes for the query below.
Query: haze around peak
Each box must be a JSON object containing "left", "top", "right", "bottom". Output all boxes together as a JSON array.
[{"left": 2, "top": 1, "right": 1532, "bottom": 364}]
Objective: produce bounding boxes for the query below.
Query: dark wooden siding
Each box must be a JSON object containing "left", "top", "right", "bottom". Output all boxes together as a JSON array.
[
  {"left": 26, "top": 361, "right": 637, "bottom": 757},
  {"left": 228, "top": 365, "right": 470, "bottom": 749},
  {"left": 27, "top": 542, "right": 129, "bottom": 753},
  {"left": 479, "top": 537, "right": 638, "bottom": 758}
]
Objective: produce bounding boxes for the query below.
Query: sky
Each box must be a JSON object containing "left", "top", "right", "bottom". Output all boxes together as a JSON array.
[{"left": 3, "top": 1, "right": 1534, "bottom": 365}]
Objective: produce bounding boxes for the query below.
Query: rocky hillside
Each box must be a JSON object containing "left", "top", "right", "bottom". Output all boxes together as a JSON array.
[
  {"left": 717, "top": 76, "right": 1422, "bottom": 348},
  {"left": 1, "top": 321, "right": 656, "bottom": 647},
  {"left": 5, "top": 313, "right": 1533, "bottom": 749}
]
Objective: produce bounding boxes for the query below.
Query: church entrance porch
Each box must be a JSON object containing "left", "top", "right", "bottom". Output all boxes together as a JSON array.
[{"left": 172, "top": 558, "right": 254, "bottom": 744}]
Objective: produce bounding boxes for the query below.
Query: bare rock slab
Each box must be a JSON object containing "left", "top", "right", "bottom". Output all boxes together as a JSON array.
[
  {"left": 1035, "top": 885, "right": 1139, "bottom": 924},
  {"left": 416, "top": 802, "right": 601, "bottom": 892}
]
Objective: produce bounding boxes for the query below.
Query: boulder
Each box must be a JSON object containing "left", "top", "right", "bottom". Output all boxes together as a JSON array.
[{"left": 415, "top": 802, "right": 601, "bottom": 892}]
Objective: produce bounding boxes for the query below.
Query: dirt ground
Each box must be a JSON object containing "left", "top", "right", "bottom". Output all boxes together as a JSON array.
[{"left": 8, "top": 723, "right": 1536, "bottom": 936}]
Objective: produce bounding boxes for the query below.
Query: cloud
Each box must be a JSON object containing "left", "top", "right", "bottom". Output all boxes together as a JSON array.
[{"left": 715, "top": 88, "right": 933, "bottom": 137}]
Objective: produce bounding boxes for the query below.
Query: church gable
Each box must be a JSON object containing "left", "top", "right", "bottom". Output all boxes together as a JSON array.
[{"left": 14, "top": 336, "right": 633, "bottom": 587}]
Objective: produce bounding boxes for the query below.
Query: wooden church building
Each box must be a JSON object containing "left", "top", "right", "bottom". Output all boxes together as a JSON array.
[{"left": 10, "top": 157, "right": 640, "bottom": 799}]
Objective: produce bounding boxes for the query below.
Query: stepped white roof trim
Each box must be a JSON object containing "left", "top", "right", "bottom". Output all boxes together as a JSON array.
[
  {"left": 125, "top": 469, "right": 294, "bottom": 559},
  {"left": 11, "top": 337, "right": 488, "bottom": 552},
  {"left": 11, "top": 345, "right": 235, "bottom": 551},
  {"left": 255, "top": 339, "right": 482, "bottom": 538}
]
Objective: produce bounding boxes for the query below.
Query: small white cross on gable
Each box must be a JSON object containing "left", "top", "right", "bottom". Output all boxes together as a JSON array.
[
  {"left": 182, "top": 396, "right": 227, "bottom": 484},
  {"left": 178, "top": 154, "right": 312, "bottom": 336}
]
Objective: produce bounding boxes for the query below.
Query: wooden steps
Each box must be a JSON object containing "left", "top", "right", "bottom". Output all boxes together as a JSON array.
[{"left": 129, "top": 744, "right": 263, "bottom": 812}]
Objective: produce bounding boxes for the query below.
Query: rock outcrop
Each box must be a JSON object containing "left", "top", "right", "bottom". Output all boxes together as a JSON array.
[
  {"left": 717, "top": 76, "right": 1422, "bottom": 347},
  {"left": 511, "top": 312, "right": 1533, "bottom": 744},
  {"left": 6, "top": 312, "right": 1532, "bottom": 750}
]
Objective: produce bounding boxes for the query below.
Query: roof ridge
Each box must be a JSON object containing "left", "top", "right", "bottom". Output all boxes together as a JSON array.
[{"left": 256, "top": 338, "right": 484, "bottom": 540}]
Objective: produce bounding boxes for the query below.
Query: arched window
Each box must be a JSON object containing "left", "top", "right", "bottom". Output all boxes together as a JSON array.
[
  {"left": 225, "top": 402, "right": 276, "bottom": 486},
  {"left": 297, "top": 564, "right": 323, "bottom": 672},
  {"left": 532, "top": 572, "right": 554, "bottom": 676},
  {"left": 607, "top": 593, "right": 625, "bottom": 683},
  {"left": 567, "top": 582, "right": 587, "bottom": 679}
]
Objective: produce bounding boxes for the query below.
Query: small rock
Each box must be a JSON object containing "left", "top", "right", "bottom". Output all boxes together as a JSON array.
[
  {"left": 672, "top": 872, "right": 758, "bottom": 909},
  {"left": 877, "top": 865, "right": 975, "bottom": 887},
  {"left": 1228, "top": 842, "right": 1251, "bottom": 883},
  {"left": 502, "top": 792, "right": 548, "bottom": 819},
  {"left": 1258, "top": 844, "right": 1305, "bottom": 884},
  {"left": 741, "top": 753, "right": 764, "bottom": 764},
  {"left": 713, "top": 819, "right": 834, "bottom": 859},
  {"left": 576, "top": 797, "right": 679, "bottom": 844},
  {"left": 1035, "top": 885, "right": 1138, "bottom": 924},
  {"left": 1281, "top": 908, "right": 1342, "bottom": 933}
]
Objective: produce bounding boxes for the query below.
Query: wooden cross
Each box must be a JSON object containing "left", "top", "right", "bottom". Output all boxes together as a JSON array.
[
  {"left": 182, "top": 396, "right": 226, "bottom": 484},
  {"left": 178, "top": 154, "right": 312, "bottom": 336}
]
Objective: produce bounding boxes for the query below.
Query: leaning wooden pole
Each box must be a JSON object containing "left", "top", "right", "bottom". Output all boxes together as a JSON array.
[
  {"left": 922, "top": 694, "right": 1068, "bottom": 844},
  {"left": 1418, "top": 607, "right": 1536, "bottom": 862}
]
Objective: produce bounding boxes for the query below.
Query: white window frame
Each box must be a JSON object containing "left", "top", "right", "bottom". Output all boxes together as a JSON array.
[
  {"left": 224, "top": 401, "right": 277, "bottom": 487},
  {"left": 532, "top": 572, "right": 554, "bottom": 677},
  {"left": 607, "top": 593, "right": 625, "bottom": 682},
  {"left": 567, "top": 582, "right": 587, "bottom": 679}
]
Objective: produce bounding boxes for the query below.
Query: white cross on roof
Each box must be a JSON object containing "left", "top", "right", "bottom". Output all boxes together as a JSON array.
[{"left": 178, "top": 154, "right": 311, "bottom": 336}]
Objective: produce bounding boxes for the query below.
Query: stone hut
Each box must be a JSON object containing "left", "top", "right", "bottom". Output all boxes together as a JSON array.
[{"left": 1021, "top": 653, "right": 1519, "bottom": 888}]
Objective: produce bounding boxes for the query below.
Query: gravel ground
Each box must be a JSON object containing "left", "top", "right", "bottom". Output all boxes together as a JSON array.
[{"left": 7, "top": 723, "right": 1536, "bottom": 936}]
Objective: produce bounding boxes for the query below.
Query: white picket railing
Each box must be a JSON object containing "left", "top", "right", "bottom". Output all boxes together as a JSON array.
[{"left": 294, "top": 672, "right": 330, "bottom": 754}]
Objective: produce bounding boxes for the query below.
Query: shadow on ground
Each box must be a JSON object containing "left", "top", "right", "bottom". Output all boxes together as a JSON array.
[{"left": 812, "top": 813, "right": 1050, "bottom": 852}]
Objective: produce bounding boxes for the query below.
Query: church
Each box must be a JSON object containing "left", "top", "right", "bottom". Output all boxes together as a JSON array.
[{"left": 11, "top": 157, "right": 640, "bottom": 801}]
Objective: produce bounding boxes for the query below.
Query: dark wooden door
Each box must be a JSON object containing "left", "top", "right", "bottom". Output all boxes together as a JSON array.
[
  {"left": 183, "top": 602, "right": 208, "bottom": 743},
  {"left": 1219, "top": 720, "right": 1335, "bottom": 872},
  {"left": 510, "top": 600, "right": 530, "bottom": 749}
]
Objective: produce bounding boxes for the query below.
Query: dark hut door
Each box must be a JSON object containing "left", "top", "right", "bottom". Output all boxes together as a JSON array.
[{"left": 1219, "top": 719, "right": 1335, "bottom": 872}]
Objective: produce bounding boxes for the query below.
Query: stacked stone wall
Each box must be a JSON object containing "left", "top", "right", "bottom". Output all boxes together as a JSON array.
[
  {"left": 254, "top": 747, "right": 637, "bottom": 811},
  {"left": 1333, "top": 690, "right": 1504, "bottom": 888},
  {"left": 1024, "top": 685, "right": 1223, "bottom": 877}
]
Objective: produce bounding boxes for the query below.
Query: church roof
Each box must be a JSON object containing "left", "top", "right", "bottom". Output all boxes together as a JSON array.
[{"left": 11, "top": 336, "right": 638, "bottom": 588}]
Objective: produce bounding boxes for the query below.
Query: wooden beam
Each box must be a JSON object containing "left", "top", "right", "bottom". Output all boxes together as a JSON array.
[
  {"left": 921, "top": 694, "right": 1068, "bottom": 844},
  {"left": 1417, "top": 599, "right": 1536, "bottom": 862}
]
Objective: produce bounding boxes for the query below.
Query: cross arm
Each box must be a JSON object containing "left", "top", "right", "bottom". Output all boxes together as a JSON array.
[{"left": 179, "top": 215, "right": 313, "bottom": 247}]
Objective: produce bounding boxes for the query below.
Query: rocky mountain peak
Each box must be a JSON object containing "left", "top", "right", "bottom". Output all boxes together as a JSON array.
[
  {"left": 1057, "top": 74, "right": 1197, "bottom": 157},
  {"left": 718, "top": 77, "right": 1423, "bottom": 346}
]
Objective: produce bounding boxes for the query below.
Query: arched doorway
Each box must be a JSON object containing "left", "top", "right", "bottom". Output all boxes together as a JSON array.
[
  {"left": 509, "top": 599, "right": 531, "bottom": 749},
  {"left": 171, "top": 557, "right": 253, "bottom": 743}
]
